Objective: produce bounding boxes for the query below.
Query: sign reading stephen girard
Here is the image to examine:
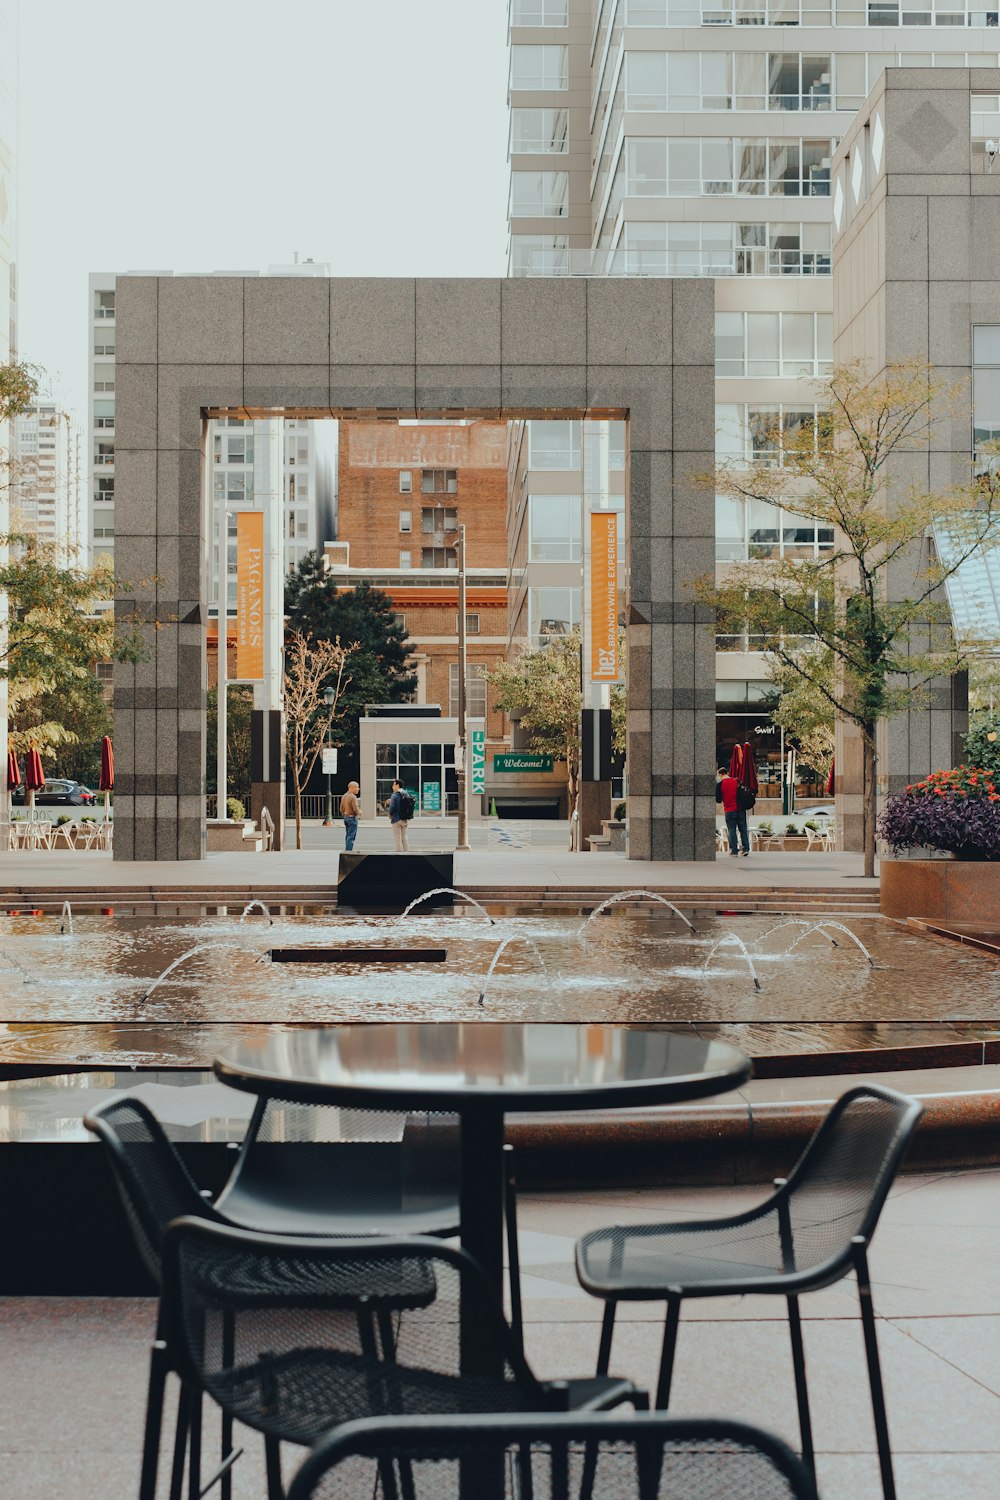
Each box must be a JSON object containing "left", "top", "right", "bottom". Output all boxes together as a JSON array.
[{"left": 493, "top": 753, "right": 554, "bottom": 774}]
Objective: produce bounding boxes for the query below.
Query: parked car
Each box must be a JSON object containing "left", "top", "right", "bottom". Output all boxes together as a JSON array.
[{"left": 12, "top": 779, "right": 96, "bottom": 807}]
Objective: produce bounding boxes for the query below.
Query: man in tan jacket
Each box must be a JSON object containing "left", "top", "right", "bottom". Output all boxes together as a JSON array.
[{"left": 339, "top": 781, "right": 361, "bottom": 851}]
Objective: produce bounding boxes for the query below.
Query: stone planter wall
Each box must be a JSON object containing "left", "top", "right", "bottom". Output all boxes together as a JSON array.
[{"left": 881, "top": 857, "right": 1000, "bottom": 920}]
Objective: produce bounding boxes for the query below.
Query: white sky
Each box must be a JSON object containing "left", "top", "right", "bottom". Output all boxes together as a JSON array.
[{"left": 14, "top": 0, "right": 511, "bottom": 418}]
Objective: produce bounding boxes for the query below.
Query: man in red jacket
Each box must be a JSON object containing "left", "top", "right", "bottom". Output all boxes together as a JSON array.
[{"left": 716, "top": 764, "right": 750, "bottom": 856}]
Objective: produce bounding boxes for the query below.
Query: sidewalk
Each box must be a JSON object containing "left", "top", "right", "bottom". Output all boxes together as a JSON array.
[
  {"left": 3, "top": 1167, "right": 997, "bottom": 1499},
  {"left": 0, "top": 845, "right": 878, "bottom": 891}
]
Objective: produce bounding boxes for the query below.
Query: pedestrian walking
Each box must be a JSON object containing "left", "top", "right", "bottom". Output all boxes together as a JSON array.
[
  {"left": 388, "top": 778, "right": 413, "bottom": 852},
  {"left": 716, "top": 763, "right": 750, "bottom": 857},
  {"left": 340, "top": 781, "right": 361, "bottom": 851}
]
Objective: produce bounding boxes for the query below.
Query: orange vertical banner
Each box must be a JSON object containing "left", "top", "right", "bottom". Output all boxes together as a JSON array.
[
  {"left": 236, "top": 511, "right": 265, "bottom": 680},
  {"left": 590, "top": 510, "right": 619, "bottom": 682}
]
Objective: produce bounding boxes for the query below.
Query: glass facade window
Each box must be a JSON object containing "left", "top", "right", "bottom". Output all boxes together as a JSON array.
[
  {"left": 529, "top": 494, "right": 582, "bottom": 560},
  {"left": 510, "top": 170, "right": 569, "bottom": 216},
  {"left": 511, "top": 0, "right": 568, "bottom": 22},
  {"left": 625, "top": 0, "right": 834, "bottom": 19},
  {"left": 529, "top": 585, "right": 581, "bottom": 643},
  {"left": 510, "top": 44, "right": 569, "bottom": 90},
  {"left": 509, "top": 234, "right": 570, "bottom": 274},
  {"left": 421, "top": 506, "right": 458, "bottom": 533},
  {"left": 624, "top": 136, "right": 832, "bottom": 197},
  {"left": 714, "top": 311, "right": 832, "bottom": 375},
  {"left": 529, "top": 420, "right": 581, "bottom": 469},
  {"left": 715, "top": 492, "right": 834, "bottom": 560},
  {"left": 375, "top": 741, "right": 454, "bottom": 817},
  {"left": 973, "top": 325, "right": 1000, "bottom": 466},
  {"left": 422, "top": 547, "right": 457, "bottom": 568},
  {"left": 510, "top": 107, "right": 569, "bottom": 153}
]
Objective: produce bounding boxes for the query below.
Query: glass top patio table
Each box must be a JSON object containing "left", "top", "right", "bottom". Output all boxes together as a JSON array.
[{"left": 214, "top": 1023, "right": 750, "bottom": 1372}]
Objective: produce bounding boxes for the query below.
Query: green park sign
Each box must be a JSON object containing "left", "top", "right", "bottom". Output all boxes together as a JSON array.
[{"left": 493, "top": 753, "right": 554, "bottom": 775}]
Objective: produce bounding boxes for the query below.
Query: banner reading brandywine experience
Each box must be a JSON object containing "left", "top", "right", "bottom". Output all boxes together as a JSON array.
[
  {"left": 236, "top": 511, "right": 265, "bottom": 680},
  {"left": 590, "top": 510, "right": 619, "bottom": 682}
]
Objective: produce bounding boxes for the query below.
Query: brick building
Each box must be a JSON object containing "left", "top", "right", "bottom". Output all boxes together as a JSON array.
[{"left": 333, "top": 420, "right": 515, "bottom": 815}]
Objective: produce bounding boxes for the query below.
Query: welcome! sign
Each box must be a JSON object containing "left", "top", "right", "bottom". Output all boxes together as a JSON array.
[
  {"left": 590, "top": 511, "right": 619, "bottom": 683},
  {"left": 236, "top": 511, "right": 265, "bottom": 680}
]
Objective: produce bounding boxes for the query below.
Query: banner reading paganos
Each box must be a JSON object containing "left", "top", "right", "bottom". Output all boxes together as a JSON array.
[
  {"left": 236, "top": 511, "right": 265, "bottom": 680},
  {"left": 590, "top": 510, "right": 619, "bottom": 683}
]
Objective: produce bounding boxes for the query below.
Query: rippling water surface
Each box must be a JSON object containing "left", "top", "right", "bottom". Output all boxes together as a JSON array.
[{"left": 0, "top": 908, "right": 994, "bottom": 1036}]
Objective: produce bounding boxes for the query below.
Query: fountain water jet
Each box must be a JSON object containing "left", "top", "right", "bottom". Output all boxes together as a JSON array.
[
  {"left": 59, "top": 900, "right": 74, "bottom": 936},
  {"left": 240, "top": 900, "right": 274, "bottom": 925},
  {"left": 139, "top": 941, "right": 260, "bottom": 1005},
  {"left": 395, "top": 889, "right": 496, "bottom": 926},
  {"left": 702, "top": 933, "right": 761, "bottom": 990},
  {"left": 788, "top": 920, "right": 875, "bottom": 967},
  {"left": 478, "top": 933, "right": 551, "bottom": 1005},
  {"left": 585, "top": 890, "right": 697, "bottom": 933},
  {"left": 0, "top": 950, "right": 31, "bottom": 982},
  {"left": 755, "top": 917, "right": 839, "bottom": 951}
]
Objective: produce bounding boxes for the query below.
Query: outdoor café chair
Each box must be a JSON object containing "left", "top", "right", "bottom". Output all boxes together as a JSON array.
[
  {"left": 158, "top": 1221, "right": 648, "bottom": 1500},
  {"left": 84, "top": 1095, "right": 525, "bottom": 1498},
  {"left": 575, "top": 1084, "right": 923, "bottom": 1500},
  {"left": 285, "top": 1412, "right": 818, "bottom": 1500}
]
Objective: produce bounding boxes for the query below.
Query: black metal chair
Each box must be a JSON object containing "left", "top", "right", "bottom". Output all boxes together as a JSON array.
[
  {"left": 575, "top": 1084, "right": 923, "bottom": 1500},
  {"left": 285, "top": 1412, "right": 818, "bottom": 1500},
  {"left": 84, "top": 1095, "right": 527, "bottom": 1496},
  {"left": 159, "top": 1221, "right": 648, "bottom": 1500}
]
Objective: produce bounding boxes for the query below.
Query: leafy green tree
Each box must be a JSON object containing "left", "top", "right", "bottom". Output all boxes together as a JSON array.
[
  {"left": 487, "top": 631, "right": 584, "bottom": 835},
  {"left": 766, "top": 648, "right": 835, "bottom": 785},
  {"left": 11, "top": 671, "right": 112, "bottom": 784},
  {"left": 285, "top": 557, "right": 415, "bottom": 746},
  {"left": 962, "top": 712, "right": 1000, "bottom": 777},
  {"left": 703, "top": 360, "right": 1000, "bottom": 876},
  {"left": 206, "top": 684, "right": 254, "bottom": 806}
]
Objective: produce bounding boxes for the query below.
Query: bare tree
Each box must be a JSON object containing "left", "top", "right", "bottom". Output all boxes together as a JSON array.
[{"left": 283, "top": 629, "right": 359, "bottom": 850}]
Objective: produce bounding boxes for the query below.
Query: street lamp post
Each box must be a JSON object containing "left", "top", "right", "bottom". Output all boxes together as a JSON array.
[
  {"left": 322, "top": 685, "right": 335, "bottom": 827},
  {"left": 455, "top": 524, "right": 471, "bottom": 852}
]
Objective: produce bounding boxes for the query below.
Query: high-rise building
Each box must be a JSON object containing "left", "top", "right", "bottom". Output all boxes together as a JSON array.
[
  {"left": 11, "top": 401, "right": 82, "bottom": 561},
  {"left": 507, "top": 0, "right": 1000, "bottom": 792}
]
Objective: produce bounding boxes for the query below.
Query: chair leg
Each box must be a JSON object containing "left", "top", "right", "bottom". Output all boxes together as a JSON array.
[
  {"left": 186, "top": 1391, "right": 202, "bottom": 1500},
  {"left": 139, "top": 1341, "right": 169, "bottom": 1500},
  {"left": 596, "top": 1300, "right": 617, "bottom": 1376},
  {"left": 787, "top": 1294, "right": 815, "bottom": 1479},
  {"left": 854, "top": 1241, "right": 897, "bottom": 1500},
  {"left": 264, "top": 1437, "right": 283, "bottom": 1500},
  {"left": 221, "top": 1310, "right": 235, "bottom": 1500},
  {"left": 169, "top": 1386, "right": 190, "bottom": 1500},
  {"left": 503, "top": 1143, "right": 525, "bottom": 1359},
  {"left": 654, "top": 1297, "right": 681, "bottom": 1410}
]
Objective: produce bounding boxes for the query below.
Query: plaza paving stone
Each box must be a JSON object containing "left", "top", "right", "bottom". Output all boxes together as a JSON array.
[{"left": 2, "top": 1167, "right": 998, "bottom": 1498}]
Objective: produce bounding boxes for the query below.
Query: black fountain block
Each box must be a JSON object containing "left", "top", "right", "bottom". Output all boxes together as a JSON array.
[
  {"left": 337, "top": 852, "right": 455, "bottom": 912},
  {"left": 270, "top": 946, "right": 447, "bottom": 964}
]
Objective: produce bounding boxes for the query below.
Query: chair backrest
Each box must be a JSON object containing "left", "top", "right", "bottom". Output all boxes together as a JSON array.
[
  {"left": 84, "top": 1095, "right": 221, "bottom": 1285},
  {"left": 286, "top": 1412, "right": 819, "bottom": 1500},
  {"left": 161, "top": 1221, "right": 541, "bottom": 1442},
  {"left": 216, "top": 1093, "right": 459, "bottom": 1228},
  {"left": 781, "top": 1084, "right": 923, "bottom": 1271}
]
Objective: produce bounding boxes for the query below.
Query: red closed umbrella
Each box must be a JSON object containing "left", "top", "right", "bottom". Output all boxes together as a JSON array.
[
  {"left": 25, "top": 745, "right": 44, "bottom": 822},
  {"left": 826, "top": 756, "right": 835, "bottom": 798},
  {"left": 99, "top": 736, "right": 114, "bottom": 822},
  {"left": 741, "top": 741, "right": 759, "bottom": 795},
  {"left": 7, "top": 750, "right": 20, "bottom": 791},
  {"left": 728, "top": 744, "right": 744, "bottom": 779}
]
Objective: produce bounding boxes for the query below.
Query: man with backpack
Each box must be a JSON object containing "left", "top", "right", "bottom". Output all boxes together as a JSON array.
[
  {"left": 389, "top": 778, "right": 414, "bottom": 852},
  {"left": 716, "top": 763, "right": 752, "bottom": 857}
]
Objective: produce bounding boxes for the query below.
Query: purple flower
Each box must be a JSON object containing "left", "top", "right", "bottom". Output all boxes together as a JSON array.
[{"left": 879, "top": 787, "right": 1000, "bottom": 861}]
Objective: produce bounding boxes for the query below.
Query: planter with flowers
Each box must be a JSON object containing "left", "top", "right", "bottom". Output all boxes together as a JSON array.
[{"left": 878, "top": 765, "right": 1000, "bottom": 919}]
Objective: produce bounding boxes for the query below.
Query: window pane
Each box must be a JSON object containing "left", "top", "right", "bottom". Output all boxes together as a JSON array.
[
  {"left": 747, "top": 312, "right": 779, "bottom": 375},
  {"left": 781, "top": 312, "right": 814, "bottom": 372},
  {"left": 716, "top": 312, "right": 745, "bottom": 374},
  {"left": 627, "top": 51, "right": 667, "bottom": 109}
]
